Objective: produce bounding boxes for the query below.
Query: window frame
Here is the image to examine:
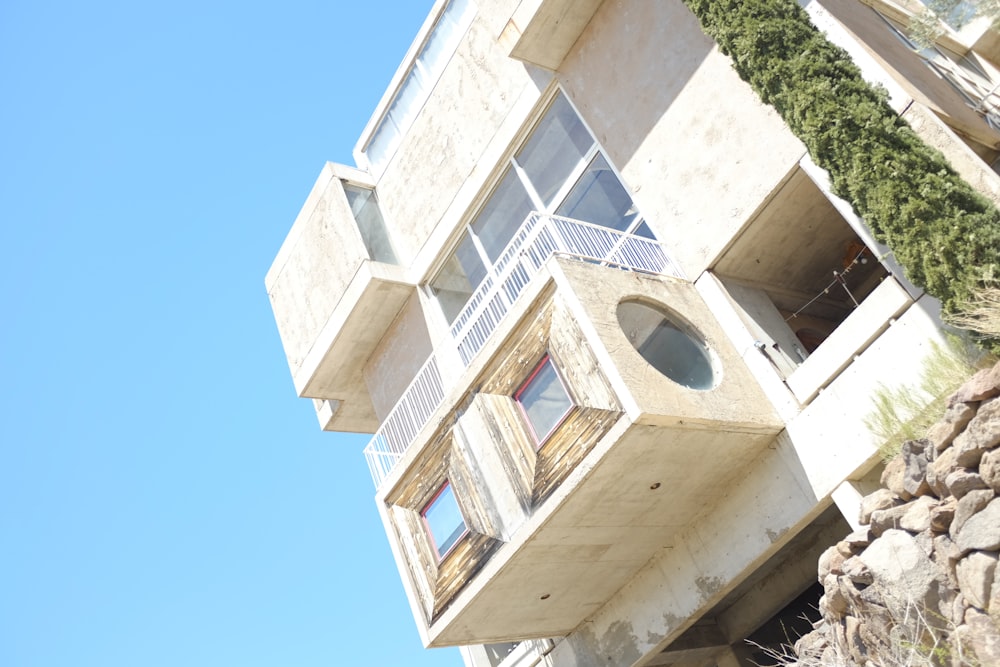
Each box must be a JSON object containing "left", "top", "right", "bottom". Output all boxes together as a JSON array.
[
  {"left": 420, "top": 480, "right": 469, "bottom": 561},
  {"left": 514, "top": 354, "right": 574, "bottom": 447},
  {"left": 427, "top": 89, "right": 654, "bottom": 327}
]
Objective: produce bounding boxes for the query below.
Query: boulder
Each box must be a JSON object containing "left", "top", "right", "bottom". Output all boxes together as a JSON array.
[
  {"left": 931, "top": 534, "right": 960, "bottom": 589},
  {"left": 981, "top": 448, "right": 1000, "bottom": 494},
  {"left": 818, "top": 545, "right": 845, "bottom": 580},
  {"left": 961, "top": 608, "right": 1000, "bottom": 666},
  {"left": 953, "top": 397, "right": 1000, "bottom": 467},
  {"left": 822, "top": 572, "right": 849, "bottom": 617},
  {"left": 930, "top": 497, "right": 956, "bottom": 533},
  {"left": 945, "top": 468, "right": 989, "bottom": 499},
  {"left": 869, "top": 504, "right": 907, "bottom": 537},
  {"left": 927, "top": 402, "right": 977, "bottom": 452},
  {"left": 902, "top": 438, "right": 932, "bottom": 497},
  {"left": 842, "top": 556, "right": 874, "bottom": 586},
  {"left": 858, "top": 529, "right": 950, "bottom": 628},
  {"left": 949, "top": 364, "right": 1000, "bottom": 405},
  {"left": 901, "top": 496, "right": 938, "bottom": 534},
  {"left": 955, "top": 550, "right": 997, "bottom": 610},
  {"left": 951, "top": 489, "right": 995, "bottom": 538},
  {"left": 870, "top": 496, "right": 937, "bottom": 536},
  {"left": 859, "top": 488, "right": 900, "bottom": 526},
  {"left": 881, "top": 455, "right": 912, "bottom": 501},
  {"left": 955, "top": 497, "right": 1000, "bottom": 554},
  {"left": 927, "top": 446, "right": 959, "bottom": 498}
]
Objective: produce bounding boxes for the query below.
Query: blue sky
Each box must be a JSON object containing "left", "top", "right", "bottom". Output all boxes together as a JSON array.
[{"left": 0, "top": 1, "right": 462, "bottom": 665}]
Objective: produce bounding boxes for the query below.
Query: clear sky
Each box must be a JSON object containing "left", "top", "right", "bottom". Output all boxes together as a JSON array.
[{"left": 0, "top": 1, "right": 463, "bottom": 665}]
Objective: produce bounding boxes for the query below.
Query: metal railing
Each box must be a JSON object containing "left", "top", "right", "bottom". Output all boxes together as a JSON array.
[
  {"left": 362, "top": 213, "right": 683, "bottom": 489},
  {"left": 364, "top": 355, "right": 445, "bottom": 486}
]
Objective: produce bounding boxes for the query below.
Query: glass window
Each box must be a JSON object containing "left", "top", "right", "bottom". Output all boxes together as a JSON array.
[
  {"left": 617, "top": 301, "right": 717, "bottom": 390},
  {"left": 431, "top": 91, "right": 657, "bottom": 326},
  {"left": 515, "top": 95, "right": 594, "bottom": 206},
  {"left": 422, "top": 481, "right": 467, "bottom": 559},
  {"left": 556, "top": 154, "right": 638, "bottom": 232},
  {"left": 515, "top": 356, "right": 573, "bottom": 444},
  {"left": 343, "top": 183, "right": 398, "bottom": 264},
  {"left": 363, "top": 0, "right": 476, "bottom": 174},
  {"left": 430, "top": 231, "right": 487, "bottom": 324},
  {"left": 470, "top": 168, "right": 534, "bottom": 262}
]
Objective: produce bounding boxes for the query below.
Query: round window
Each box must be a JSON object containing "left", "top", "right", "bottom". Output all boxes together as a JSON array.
[{"left": 617, "top": 300, "right": 717, "bottom": 390}]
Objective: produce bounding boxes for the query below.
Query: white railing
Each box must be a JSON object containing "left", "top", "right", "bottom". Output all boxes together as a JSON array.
[
  {"left": 364, "top": 355, "right": 444, "bottom": 486},
  {"left": 362, "top": 213, "right": 683, "bottom": 488},
  {"left": 451, "top": 214, "right": 681, "bottom": 364}
]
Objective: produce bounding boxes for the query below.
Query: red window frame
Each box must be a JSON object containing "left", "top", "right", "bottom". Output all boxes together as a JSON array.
[
  {"left": 514, "top": 354, "right": 573, "bottom": 447},
  {"left": 420, "top": 480, "right": 469, "bottom": 561}
]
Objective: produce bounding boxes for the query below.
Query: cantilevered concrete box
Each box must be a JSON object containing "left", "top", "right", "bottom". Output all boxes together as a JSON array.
[
  {"left": 266, "top": 163, "right": 415, "bottom": 432},
  {"left": 380, "top": 258, "right": 784, "bottom": 647}
]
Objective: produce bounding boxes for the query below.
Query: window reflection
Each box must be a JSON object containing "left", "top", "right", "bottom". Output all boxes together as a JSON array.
[
  {"left": 515, "top": 356, "right": 573, "bottom": 445},
  {"left": 422, "top": 481, "right": 467, "bottom": 559}
]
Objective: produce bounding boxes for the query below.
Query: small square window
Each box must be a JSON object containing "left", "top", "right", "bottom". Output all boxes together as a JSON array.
[
  {"left": 421, "top": 481, "right": 468, "bottom": 560},
  {"left": 515, "top": 355, "right": 573, "bottom": 445}
]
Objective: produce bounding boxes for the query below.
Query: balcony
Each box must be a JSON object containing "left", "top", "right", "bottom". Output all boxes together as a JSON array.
[
  {"left": 266, "top": 163, "right": 415, "bottom": 432},
  {"left": 364, "top": 213, "right": 683, "bottom": 488},
  {"left": 379, "top": 256, "right": 783, "bottom": 647}
]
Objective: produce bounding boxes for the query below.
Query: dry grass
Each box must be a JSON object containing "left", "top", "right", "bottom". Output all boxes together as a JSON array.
[
  {"left": 948, "top": 287, "right": 1000, "bottom": 340},
  {"left": 865, "top": 335, "right": 988, "bottom": 460},
  {"left": 752, "top": 599, "right": 980, "bottom": 666}
]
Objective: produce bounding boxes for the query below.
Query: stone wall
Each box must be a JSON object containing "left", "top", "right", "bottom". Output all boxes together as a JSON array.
[{"left": 795, "top": 364, "right": 1000, "bottom": 665}]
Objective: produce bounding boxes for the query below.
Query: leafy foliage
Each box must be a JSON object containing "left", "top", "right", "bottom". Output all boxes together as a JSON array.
[{"left": 681, "top": 0, "right": 1000, "bottom": 348}]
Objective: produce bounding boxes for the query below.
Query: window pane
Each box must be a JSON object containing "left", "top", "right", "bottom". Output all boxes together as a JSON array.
[
  {"left": 419, "top": 0, "right": 474, "bottom": 76},
  {"left": 423, "top": 482, "right": 466, "bottom": 558},
  {"left": 431, "top": 231, "right": 487, "bottom": 323},
  {"left": 556, "top": 154, "right": 638, "bottom": 232},
  {"left": 516, "top": 358, "right": 572, "bottom": 443},
  {"left": 618, "top": 301, "right": 716, "bottom": 390},
  {"left": 471, "top": 167, "right": 534, "bottom": 262},
  {"left": 516, "top": 94, "right": 594, "bottom": 206},
  {"left": 343, "top": 184, "right": 398, "bottom": 264}
]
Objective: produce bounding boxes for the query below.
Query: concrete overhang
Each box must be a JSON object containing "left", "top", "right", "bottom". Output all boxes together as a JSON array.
[
  {"left": 383, "top": 258, "right": 783, "bottom": 646},
  {"left": 294, "top": 260, "right": 414, "bottom": 432},
  {"left": 266, "top": 162, "right": 416, "bottom": 433},
  {"left": 499, "top": 0, "right": 605, "bottom": 70},
  {"left": 428, "top": 419, "right": 780, "bottom": 646}
]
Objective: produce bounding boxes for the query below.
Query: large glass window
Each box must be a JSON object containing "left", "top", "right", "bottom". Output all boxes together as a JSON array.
[
  {"left": 364, "top": 0, "right": 476, "bottom": 174},
  {"left": 470, "top": 168, "right": 534, "bottom": 262},
  {"left": 515, "top": 355, "right": 573, "bottom": 445},
  {"left": 431, "top": 92, "right": 654, "bottom": 324},
  {"left": 430, "top": 231, "right": 487, "bottom": 323},
  {"left": 422, "top": 481, "right": 467, "bottom": 560}
]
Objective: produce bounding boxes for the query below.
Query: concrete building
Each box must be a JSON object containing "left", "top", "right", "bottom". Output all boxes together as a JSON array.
[{"left": 265, "top": 1, "right": 1000, "bottom": 665}]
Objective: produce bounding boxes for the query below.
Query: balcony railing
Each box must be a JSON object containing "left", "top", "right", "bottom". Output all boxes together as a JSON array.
[{"left": 363, "top": 213, "right": 684, "bottom": 489}]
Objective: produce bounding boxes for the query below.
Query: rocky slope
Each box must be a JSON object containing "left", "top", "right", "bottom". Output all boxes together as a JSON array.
[{"left": 793, "top": 364, "right": 1000, "bottom": 665}]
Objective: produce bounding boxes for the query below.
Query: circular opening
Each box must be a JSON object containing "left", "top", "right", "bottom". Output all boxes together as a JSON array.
[{"left": 617, "top": 300, "right": 717, "bottom": 390}]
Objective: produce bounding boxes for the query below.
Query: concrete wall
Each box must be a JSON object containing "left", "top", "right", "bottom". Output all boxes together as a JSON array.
[
  {"left": 266, "top": 164, "right": 370, "bottom": 377},
  {"left": 363, "top": 293, "right": 433, "bottom": 422},
  {"left": 558, "top": 0, "right": 806, "bottom": 278},
  {"left": 374, "top": 6, "right": 540, "bottom": 267}
]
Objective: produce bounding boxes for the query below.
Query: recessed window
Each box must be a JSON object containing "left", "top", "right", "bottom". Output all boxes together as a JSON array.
[
  {"left": 515, "top": 355, "right": 573, "bottom": 445},
  {"left": 618, "top": 301, "right": 717, "bottom": 390},
  {"left": 422, "top": 481, "right": 467, "bottom": 560}
]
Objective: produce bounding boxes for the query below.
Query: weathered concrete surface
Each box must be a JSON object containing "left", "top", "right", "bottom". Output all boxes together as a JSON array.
[{"left": 558, "top": 0, "right": 806, "bottom": 279}]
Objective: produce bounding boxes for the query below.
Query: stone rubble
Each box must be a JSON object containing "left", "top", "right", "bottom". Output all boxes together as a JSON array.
[{"left": 795, "top": 364, "right": 1000, "bottom": 666}]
